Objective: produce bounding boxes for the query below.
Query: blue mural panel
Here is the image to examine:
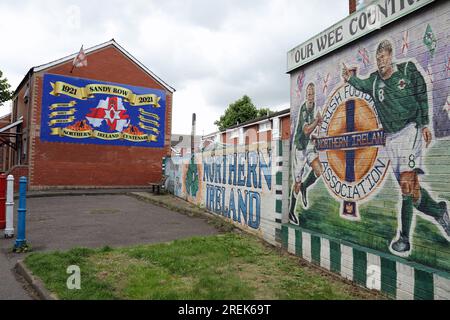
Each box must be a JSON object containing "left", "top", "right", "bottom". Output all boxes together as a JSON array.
[{"left": 40, "top": 73, "right": 166, "bottom": 148}]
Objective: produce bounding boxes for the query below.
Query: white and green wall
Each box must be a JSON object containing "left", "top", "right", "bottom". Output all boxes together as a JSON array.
[{"left": 165, "top": 129, "right": 290, "bottom": 247}]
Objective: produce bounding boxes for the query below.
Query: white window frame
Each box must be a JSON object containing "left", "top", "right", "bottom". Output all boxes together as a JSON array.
[
  {"left": 229, "top": 129, "right": 239, "bottom": 139},
  {"left": 258, "top": 121, "right": 272, "bottom": 133}
]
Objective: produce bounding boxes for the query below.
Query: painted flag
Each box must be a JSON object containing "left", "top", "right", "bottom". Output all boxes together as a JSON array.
[
  {"left": 423, "top": 24, "right": 437, "bottom": 57},
  {"left": 322, "top": 73, "right": 330, "bottom": 95},
  {"left": 297, "top": 71, "right": 305, "bottom": 92},
  {"left": 357, "top": 47, "right": 370, "bottom": 67},
  {"left": 85, "top": 97, "right": 130, "bottom": 132},
  {"left": 401, "top": 30, "right": 409, "bottom": 56},
  {"left": 73, "top": 45, "right": 88, "bottom": 68},
  {"left": 444, "top": 94, "right": 450, "bottom": 120},
  {"left": 295, "top": 71, "right": 305, "bottom": 98},
  {"left": 446, "top": 54, "right": 450, "bottom": 78}
]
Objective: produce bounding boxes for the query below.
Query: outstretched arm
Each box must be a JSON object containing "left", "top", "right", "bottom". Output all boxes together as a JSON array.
[{"left": 342, "top": 63, "right": 374, "bottom": 94}]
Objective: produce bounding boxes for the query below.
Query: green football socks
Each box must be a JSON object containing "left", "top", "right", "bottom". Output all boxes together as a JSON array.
[
  {"left": 303, "top": 170, "right": 317, "bottom": 190},
  {"left": 414, "top": 187, "right": 443, "bottom": 218},
  {"left": 401, "top": 195, "right": 414, "bottom": 237}
]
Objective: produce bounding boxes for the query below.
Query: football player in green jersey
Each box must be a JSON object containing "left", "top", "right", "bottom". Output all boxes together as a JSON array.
[
  {"left": 289, "top": 83, "right": 324, "bottom": 225},
  {"left": 342, "top": 39, "right": 449, "bottom": 255}
]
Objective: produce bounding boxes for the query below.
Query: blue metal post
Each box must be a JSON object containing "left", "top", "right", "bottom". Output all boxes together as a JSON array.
[{"left": 14, "top": 177, "right": 27, "bottom": 250}]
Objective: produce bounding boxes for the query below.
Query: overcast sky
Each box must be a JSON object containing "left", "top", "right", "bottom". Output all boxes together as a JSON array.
[{"left": 0, "top": 0, "right": 348, "bottom": 135}]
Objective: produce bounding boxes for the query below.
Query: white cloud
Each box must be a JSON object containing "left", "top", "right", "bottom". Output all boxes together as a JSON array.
[
  {"left": 0, "top": 0, "right": 348, "bottom": 133},
  {"left": 174, "top": 79, "right": 223, "bottom": 135}
]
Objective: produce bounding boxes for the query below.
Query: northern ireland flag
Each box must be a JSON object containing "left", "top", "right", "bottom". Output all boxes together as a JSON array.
[
  {"left": 85, "top": 96, "right": 130, "bottom": 132},
  {"left": 444, "top": 94, "right": 450, "bottom": 120},
  {"left": 401, "top": 30, "right": 409, "bottom": 56},
  {"left": 73, "top": 45, "right": 88, "bottom": 68}
]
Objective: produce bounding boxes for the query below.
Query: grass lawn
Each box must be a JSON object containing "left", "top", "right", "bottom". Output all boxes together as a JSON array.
[{"left": 24, "top": 233, "right": 384, "bottom": 300}]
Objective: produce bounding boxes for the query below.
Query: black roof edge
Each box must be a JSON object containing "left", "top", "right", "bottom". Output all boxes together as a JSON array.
[
  {"left": 13, "top": 39, "right": 176, "bottom": 96},
  {"left": 13, "top": 67, "right": 33, "bottom": 97}
]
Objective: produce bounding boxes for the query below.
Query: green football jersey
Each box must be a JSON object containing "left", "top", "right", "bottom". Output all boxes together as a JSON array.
[
  {"left": 348, "top": 61, "right": 429, "bottom": 134},
  {"left": 294, "top": 102, "right": 315, "bottom": 150}
]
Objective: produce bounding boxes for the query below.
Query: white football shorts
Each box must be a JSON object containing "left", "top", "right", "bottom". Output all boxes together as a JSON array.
[{"left": 384, "top": 122, "right": 424, "bottom": 181}]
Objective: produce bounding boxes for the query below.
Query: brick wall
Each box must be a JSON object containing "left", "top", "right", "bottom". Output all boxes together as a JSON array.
[
  {"left": 221, "top": 115, "right": 289, "bottom": 146},
  {"left": 26, "top": 45, "right": 172, "bottom": 190},
  {"left": 0, "top": 114, "right": 11, "bottom": 171},
  {"left": 281, "top": 117, "right": 290, "bottom": 140},
  {"left": 6, "top": 165, "right": 29, "bottom": 193}
]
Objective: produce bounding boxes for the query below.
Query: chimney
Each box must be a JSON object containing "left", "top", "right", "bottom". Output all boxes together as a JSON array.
[{"left": 349, "top": 0, "right": 357, "bottom": 14}]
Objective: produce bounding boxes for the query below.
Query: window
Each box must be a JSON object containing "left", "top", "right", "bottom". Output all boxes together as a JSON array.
[
  {"left": 23, "top": 86, "right": 29, "bottom": 104},
  {"left": 229, "top": 129, "right": 239, "bottom": 139},
  {"left": 16, "top": 123, "right": 22, "bottom": 165},
  {"left": 238, "top": 128, "right": 244, "bottom": 145},
  {"left": 258, "top": 121, "right": 272, "bottom": 133}
]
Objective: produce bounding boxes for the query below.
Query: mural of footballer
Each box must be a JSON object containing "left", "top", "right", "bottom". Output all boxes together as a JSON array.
[
  {"left": 289, "top": 83, "right": 324, "bottom": 225},
  {"left": 342, "top": 39, "right": 450, "bottom": 255}
]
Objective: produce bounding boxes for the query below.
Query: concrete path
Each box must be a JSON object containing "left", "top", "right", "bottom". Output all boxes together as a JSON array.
[
  {"left": 0, "top": 250, "right": 32, "bottom": 299},
  {"left": 0, "top": 193, "right": 219, "bottom": 299}
]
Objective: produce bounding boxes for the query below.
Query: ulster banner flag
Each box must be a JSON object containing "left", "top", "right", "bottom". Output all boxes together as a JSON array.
[{"left": 71, "top": 45, "right": 88, "bottom": 72}]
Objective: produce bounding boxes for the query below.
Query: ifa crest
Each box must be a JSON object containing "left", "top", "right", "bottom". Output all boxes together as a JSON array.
[{"left": 316, "top": 84, "right": 390, "bottom": 220}]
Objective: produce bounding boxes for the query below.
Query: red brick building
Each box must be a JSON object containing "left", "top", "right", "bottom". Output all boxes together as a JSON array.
[
  {"left": 8, "top": 39, "right": 174, "bottom": 190},
  {"left": 201, "top": 108, "right": 290, "bottom": 148},
  {"left": 0, "top": 113, "right": 13, "bottom": 172}
]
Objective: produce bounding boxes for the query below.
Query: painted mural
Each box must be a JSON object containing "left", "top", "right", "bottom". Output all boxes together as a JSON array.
[
  {"left": 183, "top": 154, "right": 203, "bottom": 205},
  {"left": 166, "top": 142, "right": 274, "bottom": 234},
  {"left": 41, "top": 74, "right": 166, "bottom": 148},
  {"left": 202, "top": 145, "right": 272, "bottom": 230},
  {"left": 289, "top": 7, "right": 450, "bottom": 272},
  {"left": 165, "top": 156, "right": 187, "bottom": 198}
]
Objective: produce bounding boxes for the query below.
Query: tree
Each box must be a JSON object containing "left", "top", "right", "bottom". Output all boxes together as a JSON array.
[
  {"left": 257, "top": 107, "right": 275, "bottom": 118},
  {"left": 0, "top": 70, "right": 12, "bottom": 107},
  {"left": 214, "top": 95, "right": 274, "bottom": 131}
]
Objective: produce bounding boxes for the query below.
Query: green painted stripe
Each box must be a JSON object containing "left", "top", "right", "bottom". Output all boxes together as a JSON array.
[
  {"left": 283, "top": 223, "right": 450, "bottom": 298},
  {"left": 276, "top": 172, "right": 282, "bottom": 185},
  {"left": 275, "top": 200, "right": 282, "bottom": 213},
  {"left": 295, "top": 229, "right": 302, "bottom": 257},
  {"left": 353, "top": 249, "right": 367, "bottom": 286},
  {"left": 278, "top": 140, "right": 283, "bottom": 156},
  {"left": 381, "top": 257, "right": 397, "bottom": 299},
  {"left": 311, "top": 235, "right": 321, "bottom": 265},
  {"left": 281, "top": 225, "right": 288, "bottom": 250},
  {"left": 296, "top": 226, "right": 450, "bottom": 280},
  {"left": 414, "top": 269, "right": 434, "bottom": 300},
  {"left": 330, "top": 240, "right": 341, "bottom": 273}
]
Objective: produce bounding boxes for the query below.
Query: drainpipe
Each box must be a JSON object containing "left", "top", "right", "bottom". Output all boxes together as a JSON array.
[{"left": 191, "top": 113, "right": 196, "bottom": 155}]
